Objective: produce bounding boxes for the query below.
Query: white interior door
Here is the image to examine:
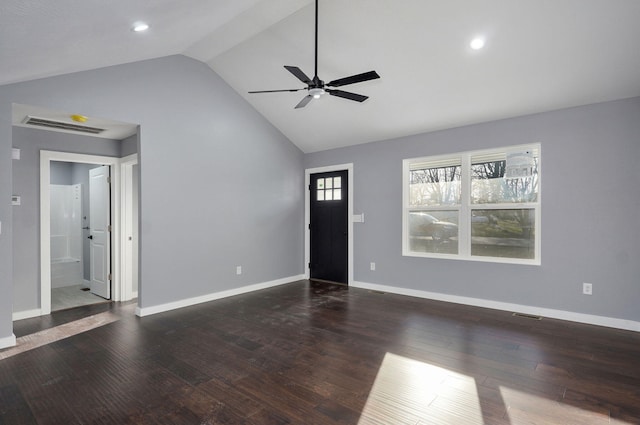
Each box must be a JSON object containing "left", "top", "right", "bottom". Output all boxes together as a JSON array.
[{"left": 89, "top": 165, "right": 111, "bottom": 299}]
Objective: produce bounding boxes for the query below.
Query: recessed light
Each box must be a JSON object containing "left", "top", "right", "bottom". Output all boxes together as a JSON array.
[
  {"left": 132, "top": 22, "right": 149, "bottom": 32},
  {"left": 470, "top": 37, "right": 485, "bottom": 50}
]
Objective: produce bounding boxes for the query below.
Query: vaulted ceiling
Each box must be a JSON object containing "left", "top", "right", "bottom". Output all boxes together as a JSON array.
[{"left": 3, "top": 0, "right": 639, "bottom": 152}]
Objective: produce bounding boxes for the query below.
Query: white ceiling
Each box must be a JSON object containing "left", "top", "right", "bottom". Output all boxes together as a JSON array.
[{"left": 2, "top": 0, "right": 639, "bottom": 153}]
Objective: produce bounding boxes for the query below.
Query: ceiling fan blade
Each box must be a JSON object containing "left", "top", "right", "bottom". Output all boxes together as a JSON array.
[
  {"left": 327, "top": 71, "right": 380, "bottom": 87},
  {"left": 248, "top": 88, "right": 305, "bottom": 94},
  {"left": 295, "top": 95, "right": 314, "bottom": 109},
  {"left": 326, "top": 89, "right": 369, "bottom": 103},
  {"left": 285, "top": 66, "right": 312, "bottom": 84}
]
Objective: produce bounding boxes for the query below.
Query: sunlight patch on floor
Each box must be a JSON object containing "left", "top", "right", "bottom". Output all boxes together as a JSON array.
[
  {"left": 500, "top": 387, "right": 615, "bottom": 425},
  {"left": 0, "top": 310, "right": 120, "bottom": 360},
  {"left": 358, "top": 352, "right": 483, "bottom": 425}
]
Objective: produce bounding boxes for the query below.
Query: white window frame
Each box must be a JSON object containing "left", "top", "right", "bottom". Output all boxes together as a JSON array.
[{"left": 402, "top": 143, "right": 541, "bottom": 265}]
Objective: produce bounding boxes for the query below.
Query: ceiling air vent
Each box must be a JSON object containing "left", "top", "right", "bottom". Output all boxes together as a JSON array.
[{"left": 22, "top": 116, "right": 106, "bottom": 134}]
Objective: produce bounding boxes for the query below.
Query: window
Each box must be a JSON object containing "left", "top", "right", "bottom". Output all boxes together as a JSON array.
[
  {"left": 403, "top": 144, "right": 540, "bottom": 264},
  {"left": 316, "top": 176, "right": 342, "bottom": 201}
]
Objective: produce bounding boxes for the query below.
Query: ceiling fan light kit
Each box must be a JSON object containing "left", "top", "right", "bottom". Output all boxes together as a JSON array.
[{"left": 249, "top": 0, "right": 380, "bottom": 109}]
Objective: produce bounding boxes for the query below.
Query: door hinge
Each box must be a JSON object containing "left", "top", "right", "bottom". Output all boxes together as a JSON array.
[
  {"left": 107, "top": 225, "right": 112, "bottom": 232},
  {"left": 107, "top": 176, "right": 111, "bottom": 184},
  {"left": 308, "top": 262, "right": 311, "bottom": 269},
  {"left": 308, "top": 223, "right": 311, "bottom": 229},
  {"left": 308, "top": 184, "right": 311, "bottom": 191},
  {"left": 108, "top": 273, "right": 112, "bottom": 281}
]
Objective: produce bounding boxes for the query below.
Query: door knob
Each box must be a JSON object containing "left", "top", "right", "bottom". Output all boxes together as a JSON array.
[{"left": 88, "top": 235, "right": 93, "bottom": 240}]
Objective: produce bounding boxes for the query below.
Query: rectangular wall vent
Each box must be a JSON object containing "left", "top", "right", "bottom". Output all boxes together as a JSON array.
[{"left": 22, "top": 116, "right": 106, "bottom": 134}]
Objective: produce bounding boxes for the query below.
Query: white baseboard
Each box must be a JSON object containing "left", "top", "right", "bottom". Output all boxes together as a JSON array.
[
  {"left": 0, "top": 334, "right": 17, "bottom": 350},
  {"left": 136, "top": 275, "right": 305, "bottom": 317},
  {"left": 12, "top": 309, "right": 43, "bottom": 321},
  {"left": 352, "top": 281, "right": 640, "bottom": 332}
]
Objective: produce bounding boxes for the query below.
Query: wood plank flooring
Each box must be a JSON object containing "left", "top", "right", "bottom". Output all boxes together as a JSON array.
[{"left": 2, "top": 280, "right": 640, "bottom": 424}]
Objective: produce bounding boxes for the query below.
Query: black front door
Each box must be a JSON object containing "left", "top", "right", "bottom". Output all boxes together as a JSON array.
[{"left": 310, "top": 170, "right": 348, "bottom": 284}]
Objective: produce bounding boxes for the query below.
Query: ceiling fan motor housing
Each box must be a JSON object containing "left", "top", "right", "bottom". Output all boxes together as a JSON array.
[{"left": 309, "top": 87, "right": 326, "bottom": 98}]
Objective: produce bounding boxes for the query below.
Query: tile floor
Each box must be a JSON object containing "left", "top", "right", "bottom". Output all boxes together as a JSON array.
[{"left": 51, "top": 284, "right": 109, "bottom": 311}]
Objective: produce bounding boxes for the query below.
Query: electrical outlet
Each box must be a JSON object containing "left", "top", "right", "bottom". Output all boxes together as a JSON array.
[
  {"left": 236, "top": 266, "right": 242, "bottom": 275},
  {"left": 370, "top": 262, "right": 376, "bottom": 271},
  {"left": 583, "top": 282, "right": 593, "bottom": 295}
]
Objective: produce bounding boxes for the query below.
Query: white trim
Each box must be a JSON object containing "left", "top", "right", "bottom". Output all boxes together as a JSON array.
[
  {"left": 135, "top": 275, "right": 304, "bottom": 317},
  {"left": 352, "top": 280, "right": 640, "bottom": 332},
  {"left": 0, "top": 334, "right": 17, "bottom": 350},
  {"left": 120, "top": 154, "right": 138, "bottom": 302},
  {"left": 304, "top": 164, "right": 354, "bottom": 285},
  {"left": 40, "top": 151, "right": 131, "bottom": 315},
  {"left": 12, "top": 309, "right": 43, "bottom": 321}
]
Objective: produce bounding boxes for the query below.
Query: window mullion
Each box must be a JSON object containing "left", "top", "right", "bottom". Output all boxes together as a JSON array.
[{"left": 469, "top": 202, "right": 539, "bottom": 210}]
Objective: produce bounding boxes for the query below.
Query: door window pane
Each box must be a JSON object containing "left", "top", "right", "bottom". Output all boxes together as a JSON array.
[
  {"left": 408, "top": 210, "right": 459, "bottom": 254},
  {"left": 316, "top": 176, "right": 344, "bottom": 202},
  {"left": 471, "top": 209, "right": 535, "bottom": 259},
  {"left": 326, "top": 178, "right": 333, "bottom": 189}
]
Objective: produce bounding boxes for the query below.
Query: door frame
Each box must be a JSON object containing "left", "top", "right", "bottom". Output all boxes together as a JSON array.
[
  {"left": 40, "top": 151, "right": 135, "bottom": 315},
  {"left": 305, "top": 163, "right": 354, "bottom": 285},
  {"left": 120, "top": 154, "right": 138, "bottom": 301}
]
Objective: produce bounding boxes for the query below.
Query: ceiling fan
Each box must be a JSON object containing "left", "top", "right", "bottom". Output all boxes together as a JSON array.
[{"left": 248, "top": 0, "right": 380, "bottom": 109}]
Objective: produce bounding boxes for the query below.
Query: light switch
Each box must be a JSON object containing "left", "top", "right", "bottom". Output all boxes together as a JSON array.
[
  {"left": 12, "top": 195, "right": 21, "bottom": 206},
  {"left": 12, "top": 148, "right": 20, "bottom": 160},
  {"left": 353, "top": 213, "right": 365, "bottom": 223}
]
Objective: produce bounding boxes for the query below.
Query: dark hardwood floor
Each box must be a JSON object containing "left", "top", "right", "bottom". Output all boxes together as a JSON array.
[{"left": 1, "top": 280, "right": 640, "bottom": 424}]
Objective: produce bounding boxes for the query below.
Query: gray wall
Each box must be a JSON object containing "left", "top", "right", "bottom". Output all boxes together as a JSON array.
[
  {"left": 12, "top": 127, "right": 121, "bottom": 312},
  {"left": 1, "top": 55, "right": 304, "bottom": 339},
  {"left": 120, "top": 133, "right": 138, "bottom": 157},
  {"left": 305, "top": 97, "right": 640, "bottom": 323},
  {"left": 50, "top": 161, "right": 73, "bottom": 185}
]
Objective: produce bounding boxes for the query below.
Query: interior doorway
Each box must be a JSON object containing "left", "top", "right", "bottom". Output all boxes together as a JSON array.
[
  {"left": 40, "top": 151, "right": 138, "bottom": 315},
  {"left": 49, "top": 161, "right": 112, "bottom": 311}
]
